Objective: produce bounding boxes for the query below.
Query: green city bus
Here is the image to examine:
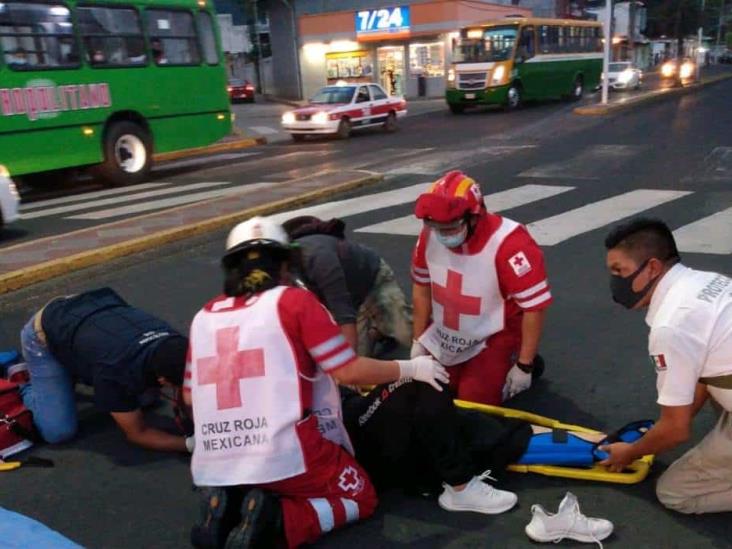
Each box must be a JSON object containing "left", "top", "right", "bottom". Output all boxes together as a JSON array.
[
  {"left": 0, "top": 0, "right": 231, "bottom": 185},
  {"left": 446, "top": 17, "right": 603, "bottom": 113}
]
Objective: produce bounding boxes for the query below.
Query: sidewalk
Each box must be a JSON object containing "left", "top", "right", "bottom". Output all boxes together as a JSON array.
[{"left": 0, "top": 170, "right": 382, "bottom": 293}]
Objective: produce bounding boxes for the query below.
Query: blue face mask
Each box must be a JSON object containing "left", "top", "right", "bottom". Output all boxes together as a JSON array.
[{"left": 435, "top": 225, "right": 468, "bottom": 248}]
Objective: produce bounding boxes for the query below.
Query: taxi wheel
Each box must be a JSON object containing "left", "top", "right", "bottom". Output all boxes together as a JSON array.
[
  {"left": 383, "top": 112, "right": 398, "bottom": 132},
  {"left": 336, "top": 118, "right": 351, "bottom": 139},
  {"left": 291, "top": 134, "right": 306, "bottom": 142}
]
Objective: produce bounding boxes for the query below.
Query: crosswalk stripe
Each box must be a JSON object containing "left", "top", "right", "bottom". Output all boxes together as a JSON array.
[
  {"left": 519, "top": 145, "right": 642, "bottom": 180},
  {"left": 67, "top": 183, "right": 276, "bottom": 220},
  {"left": 674, "top": 207, "right": 732, "bottom": 255},
  {"left": 270, "top": 183, "right": 430, "bottom": 225},
  {"left": 21, "top": 181, "right": 235, "bottom": 220},
  {"left": 20, "top": 182, "right": 169, "bottom": 211},
  {"left": 153, "top": 152, "right": 260, "bottom": 172},
  {"left": 528, "top": 189, "right": 692, "bottom": 246},
  {"left": 249, "top": 126, "right": 280, "bottom": 135},
  {"left": 356, "top": 184, "right": 575, "bottom": 236},
  {"left": 385, "top": 145, "right": 536, "bottom": 176}
]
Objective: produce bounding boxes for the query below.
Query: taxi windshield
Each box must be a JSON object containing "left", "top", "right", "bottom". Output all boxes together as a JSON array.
[
  {"left": 310, "top": 86, "right": 355, "bottom": 104},
  {"left": 454, "top": 25, "right": 518, "bottom": 63}
]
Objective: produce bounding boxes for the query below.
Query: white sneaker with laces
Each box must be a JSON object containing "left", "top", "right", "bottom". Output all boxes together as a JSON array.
[
  {"left": 525, "top": 492, "right": 613, "bottom": 548},
  {"left": 437, "top": 470, "right": 518, "bottom": 515}
]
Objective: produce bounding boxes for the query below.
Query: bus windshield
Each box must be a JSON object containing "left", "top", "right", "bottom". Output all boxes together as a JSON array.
[{"left": 454, "top": 25, "right": 518, "bottom": 63}]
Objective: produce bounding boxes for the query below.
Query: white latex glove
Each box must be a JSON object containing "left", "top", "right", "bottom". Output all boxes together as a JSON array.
[
  {"left": 502, "top": 364, "right": 532, "bottom": 401},
  {"left": 185, "top": 435, "right": 195, "bottom": 453},
  {"left": 397, "top": 356, "right": 449, "bottom": 392},
  {"left": 410, "top": 339, "right": 429, "bottom": 359}
]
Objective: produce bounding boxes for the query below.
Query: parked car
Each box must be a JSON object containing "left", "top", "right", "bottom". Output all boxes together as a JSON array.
[
  {"left": 719, "top": 51, "right": 732, "bottom": 64},
  {"left": 227, "top": 79, "right": 255, "bottom": 102},
  {"left": 0, "top": 168, "right": 20, "bottom": 229},
  {"left": 603, "top": 62, "right": 642, "bottom": 90},
  {"left": 281, "top": 83, "right": 407, "bottom": 141},
  {"left": 660, "top": 58, "right": 696, "bottom": 85}
]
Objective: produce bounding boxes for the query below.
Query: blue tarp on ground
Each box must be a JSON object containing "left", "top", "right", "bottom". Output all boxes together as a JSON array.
[{"left": 0, "top": 507, "right": 83, "bottom": 548}]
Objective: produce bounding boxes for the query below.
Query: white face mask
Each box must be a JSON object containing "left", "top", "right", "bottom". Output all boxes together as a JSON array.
[{"left": 435, "top": 225, "right": 468, "bottom": 248}]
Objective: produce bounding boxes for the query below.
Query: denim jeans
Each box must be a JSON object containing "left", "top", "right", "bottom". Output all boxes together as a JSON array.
[{"left": 19, "top": 314, "right": 78, "bottom": 443}]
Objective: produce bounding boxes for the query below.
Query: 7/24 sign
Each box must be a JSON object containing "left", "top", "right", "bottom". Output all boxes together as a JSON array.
[{"left": 355, "top": 6, "right": 410, "bottom": 36}]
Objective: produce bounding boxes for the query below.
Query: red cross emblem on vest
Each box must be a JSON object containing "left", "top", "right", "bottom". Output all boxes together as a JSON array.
[
  {"left": 432, "top": 270, "right": 482, "bottom": 330},
  {"left": 197, "top": 326, "right": 265, "bottom": 410}
]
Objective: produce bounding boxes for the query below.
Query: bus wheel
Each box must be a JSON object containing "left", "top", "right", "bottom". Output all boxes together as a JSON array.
[
  {"left": 449, "top": 104, "right": 465, "bottom": 114},
  {"left": 571, "top": 77, "right": 584, "bottom": 101},
  {"left": 96, "top": 121, "right": 152, "bottom": 186},
  {"left": 506, "top": 84, "right": 522, "bottom": 110}
]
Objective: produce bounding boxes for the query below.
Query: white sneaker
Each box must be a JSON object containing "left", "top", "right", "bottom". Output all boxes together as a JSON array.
[
  {"left": 525, "top": 492, "right": 613, "bottom": 548},
  {"left": 437, "top": 470, "right": 517, "bottom": 515}
]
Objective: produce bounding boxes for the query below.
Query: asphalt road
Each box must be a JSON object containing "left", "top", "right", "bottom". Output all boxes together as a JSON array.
[{"left": 1, "top": 78, "right": 731, "bottom": 548}]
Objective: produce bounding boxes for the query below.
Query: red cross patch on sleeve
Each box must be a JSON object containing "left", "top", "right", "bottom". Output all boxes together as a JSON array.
[{"left": 509, "top": 251, "right": 532, "bottom": 277}]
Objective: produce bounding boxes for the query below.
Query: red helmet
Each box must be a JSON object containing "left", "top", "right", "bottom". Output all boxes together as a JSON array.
[{"left": 414, "top": 170, "right": 485, "bottom": 225}]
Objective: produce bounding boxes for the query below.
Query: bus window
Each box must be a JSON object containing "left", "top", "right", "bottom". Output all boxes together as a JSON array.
[
  {"left": 539, "top": 25, "right": 559, "bottom": 54},
  {"left": 0, "top": 2, "right": 78, "bottom": 69},
  {"left": 517, "top": 26, "right": 535, "bottom": 61},
  {"left": 196, "top": 11, "right": 218, "bottom": 65},
  {"left": 146, "top": 9, "right": 201, "bottom": 66},
  {"left": 77, "top": 6, "right": 146, "bottom": 67}
]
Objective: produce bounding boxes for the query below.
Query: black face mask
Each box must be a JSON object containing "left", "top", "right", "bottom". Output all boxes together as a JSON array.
[{"left": 610, "top": 259, "right": 657, "bottom": 309}]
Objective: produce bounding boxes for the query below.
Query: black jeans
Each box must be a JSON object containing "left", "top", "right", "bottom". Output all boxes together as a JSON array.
[{"left": 341, "top": 380, "right": 531, "bottom": 494}]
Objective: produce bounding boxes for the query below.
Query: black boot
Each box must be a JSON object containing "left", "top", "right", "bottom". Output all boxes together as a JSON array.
[
  {"left": 191, "top": 487, "right": 244, "bottom": 549},
  {"left": 224, "top": 489, "right": 284, "bottom": 549}
]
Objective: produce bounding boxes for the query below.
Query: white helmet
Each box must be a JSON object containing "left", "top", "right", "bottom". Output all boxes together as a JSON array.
[{"left": 224, "top": 216, "right": 290, "bottom": 258}]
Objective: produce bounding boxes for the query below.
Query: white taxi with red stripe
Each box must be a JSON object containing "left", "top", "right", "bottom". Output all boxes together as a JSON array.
[{"left": 281, "top": 83, "right": 407, "bottom": 141}]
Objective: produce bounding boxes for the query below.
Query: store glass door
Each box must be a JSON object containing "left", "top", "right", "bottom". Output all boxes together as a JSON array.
[{"left": 377, "top": 46, "right": 405, "bottom": 96}]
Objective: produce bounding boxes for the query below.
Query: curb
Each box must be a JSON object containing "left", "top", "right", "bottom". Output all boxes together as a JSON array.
[
  {"left": 0, "top": 170, "right": 383, "bottom": 294},
  {"left": 574, "top": 72, "right": 732, "bottom": 116},
  {"left": 153, "top": 136, "right": 267, "bottom": 163}
]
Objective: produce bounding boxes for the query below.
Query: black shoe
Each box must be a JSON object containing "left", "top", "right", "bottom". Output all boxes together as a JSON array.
[
  {"left": 224, "top": 489, "right": 283, "bottom": 549},
  {"left": 191, "top": 487, "right": 243, "bottom": 549},
  {"left": 531, "top": 354, "right": 545, "bottom": 380}
]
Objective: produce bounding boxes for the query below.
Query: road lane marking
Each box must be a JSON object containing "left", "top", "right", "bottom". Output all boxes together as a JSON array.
[
  {"left": 527, "top": 189, "right": 691, "bottom": 246},
  {"left": 152, "top": 152, "right": 260, "bottom": 172},
  {"left": 674, "top": 207, "right": 732, "bottom": 254},
  {"left": 682, "top": 147, "right": 732, "bottom": 182},
  {"left": 519, "top": 145, "right": 643, "bottom": 180},
  {"left": 270, "top": 183, "right": 430, "bottom": 224},
  {"left": 249, "top": 126, "right": 280, "bottom": 135},
  {"left": 20, "top": 183, "right": 169, "bottom": 211},
  {"left": 67, "top": 183, "right": 277, "bottom": 220},
  {"left": 21, "top": 181, "right": 235, "bottom": 220},
  {"left": 385, "top": 145, "right": 536, "bottom": 176},
  {"left": 356, "top": 184, "right": 575, "bottom": 236}
]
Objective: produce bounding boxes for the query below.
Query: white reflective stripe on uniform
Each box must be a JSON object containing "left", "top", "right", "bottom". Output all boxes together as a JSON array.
[
  {"left": 340, "top": 498, "right": 359, "bottom": 523},
  {"left": 308, "top": 498, "right": 335, "bottom": 533},
  {"left": 413, "top": 266, "right": 429, "bottom": 275},
  {"left": 411, "top": 270, "right": 431, "bottom": 284},
  {"left": 319, "top": 347, "right": 356, "bottom": 371},
  {"left": 512, "top": 280, "right": 548, "bottom": 300},
  {"left": 519, "top": 291, "right": 552, "bottom": 309},
  {"left": 309, "top": 334, "right": 348, "bottom": 359}
]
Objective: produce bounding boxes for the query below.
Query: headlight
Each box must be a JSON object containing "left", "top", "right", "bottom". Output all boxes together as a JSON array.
[
  {"left": 0, "top": 165, "right": 9, "bottom": 178},
  {"left": 8, "top": 179, "right": 19, "bottom": 199},
  {"left": 447, "top": 68, "right": 455, "bottom": 82},
  {"left": 282, "top": 112, "right": 295, "bottom": 124},
  {"left": 312, "top": 111, "right": 328, "bottom": 124},
  {"left": 661, "top": 63, "right": 675, "bottom": 77},
  {"left": 617, "top": 69, "right": 633, "bottom": 84},
  {"left": 491, "top": 65, "right": 506, "bottom": 85},
  {"left": 680, "top": 62, "right": 694, "bottom": 79}
]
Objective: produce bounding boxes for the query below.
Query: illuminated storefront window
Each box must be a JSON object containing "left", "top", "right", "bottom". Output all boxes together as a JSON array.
[{"left": 409, "top": 42, "right": 445, "bottom": 77}]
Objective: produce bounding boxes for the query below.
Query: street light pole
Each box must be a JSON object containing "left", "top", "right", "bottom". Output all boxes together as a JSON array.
[
  {"left": 601, "top": 0, "right": 611, "bottom": 104},
  {"left": 697, "top": 0, "right": 705, "bottom": 81}
]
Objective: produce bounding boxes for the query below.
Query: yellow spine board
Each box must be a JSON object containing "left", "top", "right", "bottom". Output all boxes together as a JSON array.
[{"left": 454, "top": 399, "right": 654, "bottom": 485}]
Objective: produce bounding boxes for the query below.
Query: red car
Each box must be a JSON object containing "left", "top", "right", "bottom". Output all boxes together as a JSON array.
[{"left": 228, "top": 79, "right": 255, "bottom": 103}]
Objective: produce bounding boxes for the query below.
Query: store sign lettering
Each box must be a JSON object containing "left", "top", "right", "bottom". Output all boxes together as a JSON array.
[
  {"left": 356, "top": 6, "right": 410, "bottom": 36},
  {"left": 0, "top": 81, "right": 112, "bottom": 121}
]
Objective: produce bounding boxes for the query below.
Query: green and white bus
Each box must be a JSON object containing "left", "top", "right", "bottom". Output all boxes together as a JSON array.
[
  {"left": 0, "top": 0, "right": 231, "bottom": 185},
  {"left": 446, "top": 17, "right": 603, "bottom": 113}
]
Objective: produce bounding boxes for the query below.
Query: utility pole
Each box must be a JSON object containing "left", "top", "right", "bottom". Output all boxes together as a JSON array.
[
  {"left": 718, "top": 0, "right": 726, "bottom": 46},
  {"left": 601, "top": 0, "right": 612, "bottom": 104},
  {"left": 697, "top": 0, "right": 705, "bottom": 80},
  {"left": 250, "top": 0, "right": 264, "bottom": 94}
]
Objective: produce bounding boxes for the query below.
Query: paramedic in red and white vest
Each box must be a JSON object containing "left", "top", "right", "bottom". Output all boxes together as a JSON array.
[
  {"left": 184, "top": 216, "right": 448, "bottom": 549},
  {"left": 410, "top": 170, "right": 552, "bottom": 405}
]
